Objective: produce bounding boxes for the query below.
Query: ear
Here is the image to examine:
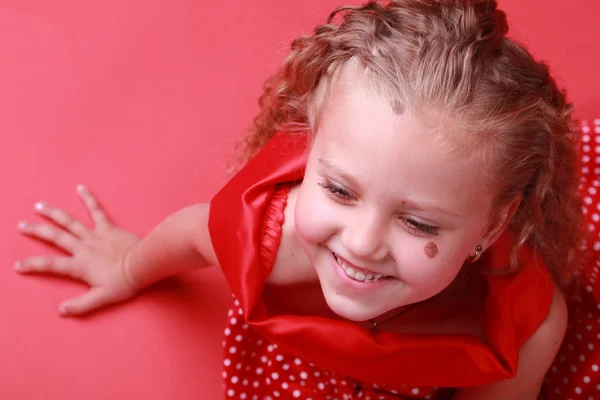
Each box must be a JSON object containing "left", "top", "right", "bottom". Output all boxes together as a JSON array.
[{"left": 479, "top": 195, "right": 522, "bottom": 250}]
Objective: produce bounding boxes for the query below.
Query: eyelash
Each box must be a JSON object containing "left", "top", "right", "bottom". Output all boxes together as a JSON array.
[
  {"left": 318, "top": 181, "right": 353, "bottom": 202},
  {"left": 317, "top": 180, "right": 441, "bottom": 237},
  {"left": 404, "top": 219, "right": 440, "bottom": 237}
]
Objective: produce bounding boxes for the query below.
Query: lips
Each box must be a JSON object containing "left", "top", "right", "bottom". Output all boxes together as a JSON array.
[{"left": 332, "top": 252, "right": 392, "bottom": 283}]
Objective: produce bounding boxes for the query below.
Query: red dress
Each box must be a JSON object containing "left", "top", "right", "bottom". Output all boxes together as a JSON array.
[
  {"left": 539, "top": 118, "right": 600, "bottom": 400},
  {"left": 208, "top": 132, "right": 559, "bottom": 399}
]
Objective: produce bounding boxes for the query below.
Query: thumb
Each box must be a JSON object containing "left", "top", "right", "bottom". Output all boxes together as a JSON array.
[{"left": 58, "top": 287, "right": 113, "bottom": 317}]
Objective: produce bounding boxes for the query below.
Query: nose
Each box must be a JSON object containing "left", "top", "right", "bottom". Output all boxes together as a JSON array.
[{"left": 341, "top": 212, "right": 388, "bottom": 260}]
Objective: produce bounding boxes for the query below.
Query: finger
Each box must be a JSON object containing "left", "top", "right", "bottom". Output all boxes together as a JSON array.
[
  {"left": 76, "top": 185, "right": 111, "bottom": 228},
  {"left": 33, "top": 201, "right": 92, "bottom": 239},
  {"left": 59, "top": 287, "right": 113, "bottom": 317},
  {"left": 18, "top": 221, "right": 80, "bottom": 254},
  {"left": 14, "top": 256, "right": 80, "bottom": 279}
]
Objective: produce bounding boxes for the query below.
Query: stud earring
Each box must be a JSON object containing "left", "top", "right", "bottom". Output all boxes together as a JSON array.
[{"left": 466, "top": 245, "right": 483, "bottom": 263}]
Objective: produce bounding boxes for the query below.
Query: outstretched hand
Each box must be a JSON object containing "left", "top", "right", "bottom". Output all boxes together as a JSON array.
[{"left": 15, "top": 185, "right": 141, "bottom": 317}]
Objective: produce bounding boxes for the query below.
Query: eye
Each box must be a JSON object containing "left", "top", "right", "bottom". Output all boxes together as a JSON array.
[
  {"left": 401, "top": 217, "right": 440, "bottom": 237},
  {"left": 318, "top": 180, "right": 355, "bottom": 203}
]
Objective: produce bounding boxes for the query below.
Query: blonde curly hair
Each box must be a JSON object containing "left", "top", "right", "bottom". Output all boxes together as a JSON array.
[{"left": 232, "top": 0, "right": 582, "bottom": 287}]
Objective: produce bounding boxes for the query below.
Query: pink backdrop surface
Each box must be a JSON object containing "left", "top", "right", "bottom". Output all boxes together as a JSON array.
[{"left": 1, "top": 0, "right": 598, "bottom": 399}]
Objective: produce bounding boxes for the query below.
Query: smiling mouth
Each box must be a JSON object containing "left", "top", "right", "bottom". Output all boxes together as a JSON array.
[{"left": 332, "top": 252, "right": 393, "bottom": 283}]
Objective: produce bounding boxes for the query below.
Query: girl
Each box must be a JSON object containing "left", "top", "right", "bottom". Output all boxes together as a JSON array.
[{"left": 15, "top": 0, "right": 583, "bottom": 399}]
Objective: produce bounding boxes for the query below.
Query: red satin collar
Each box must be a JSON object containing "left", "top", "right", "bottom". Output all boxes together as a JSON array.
[{"left": 208, "top": 132, "right": 554, "bottom": 388}]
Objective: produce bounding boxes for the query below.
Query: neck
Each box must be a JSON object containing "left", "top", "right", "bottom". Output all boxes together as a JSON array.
[
  {"left": 367, "top": 302, "right": 420, "bottom": 331},
  {"left": 371, "top": 304, "right": 413, "bottom": 322}
]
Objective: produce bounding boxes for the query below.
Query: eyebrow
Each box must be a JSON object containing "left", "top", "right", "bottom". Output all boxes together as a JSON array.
[
  {"left": 318, "top": 158, "right": 363, "bottom": 190},
  {"left": 318, "top": 158, "right": 463, "bottom": 218}
]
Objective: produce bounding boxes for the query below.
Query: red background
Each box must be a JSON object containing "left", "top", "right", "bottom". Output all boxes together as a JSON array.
[{"left": 1, "top": 1, "right": 598, "bottom": 399}]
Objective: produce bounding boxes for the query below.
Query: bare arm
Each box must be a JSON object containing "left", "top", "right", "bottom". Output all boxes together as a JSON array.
[
  {"left": 453, "top": 285, "right": 567, "bottom": 400},
  {"left": 123, "top": 203, "right": 219, "bottom": 290}
]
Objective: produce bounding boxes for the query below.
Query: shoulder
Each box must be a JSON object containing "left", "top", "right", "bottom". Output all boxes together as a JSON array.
[
  {"left": 516, "top": 284, "right": 567, "bottom": 383},
  {"left": 454, "top": 284, "right": 567, "bottom": 400},
  {"left": 526, "top": 283, "right": 568, "bottom": 355}
]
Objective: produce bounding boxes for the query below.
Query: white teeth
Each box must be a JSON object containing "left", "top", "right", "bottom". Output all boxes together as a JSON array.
[{"left": 334, "top": 253, "right": 387, "bottom": 283}]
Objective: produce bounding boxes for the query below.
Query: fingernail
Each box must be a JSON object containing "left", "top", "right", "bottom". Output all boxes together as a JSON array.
[
  {"left": 34, "top": 202, "right": 45, "bottom": 211},
  {"left": 59, "top": 304, "right": 68, "bottom": 315},
  {"left": 18, "top": 221, "right": 27, "bottom": 230},
  {"left": 14, "top": 261, "right": 22, "bottom": 271},
  {"left": 77, "top": 184, "right": 86, "bottom": 193}
]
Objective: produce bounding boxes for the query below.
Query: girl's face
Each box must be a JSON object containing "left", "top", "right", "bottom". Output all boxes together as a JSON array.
[{"left": 294, "top": 68, "right": 499, "bottom": 322}]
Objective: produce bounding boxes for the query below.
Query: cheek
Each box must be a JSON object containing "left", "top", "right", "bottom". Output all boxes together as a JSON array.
[
  {"left": 294, "top": 184, "right": 339, "bottom": 249},
  {"left": 394, "top": 241, "right": 468, "bottom": 293}
]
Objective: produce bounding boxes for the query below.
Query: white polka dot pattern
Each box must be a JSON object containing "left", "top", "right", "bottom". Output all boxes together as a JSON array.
[
  {"left": 541, "top": 118, "right": 600, "bottom": 400},
  {"left": 222, "top": 297, "right": 442, "bottom": 399}
]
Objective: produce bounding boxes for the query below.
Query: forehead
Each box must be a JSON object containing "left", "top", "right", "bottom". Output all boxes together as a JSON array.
[
  {"left": 311, "top": 67, "right": 492, "bottom": 214},
  {"left": 316, "top": 68, "right": 460, "bottom": 175}
]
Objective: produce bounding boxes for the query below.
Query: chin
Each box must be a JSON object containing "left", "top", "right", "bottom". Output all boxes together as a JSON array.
[
  {"left": 319, "top": 287, "right": 391, "bottom": 322},
  {"left": 323, "top": 295, "right": 371, "bottom": 322}
]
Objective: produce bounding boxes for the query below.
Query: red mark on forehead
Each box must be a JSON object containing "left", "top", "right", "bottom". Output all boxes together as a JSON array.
[
  {"left": 424, "top": 242, "right": 438, "bottom": 259},
  {"left": 391, "top": 99, "right": 405, "bottom": 115}
]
